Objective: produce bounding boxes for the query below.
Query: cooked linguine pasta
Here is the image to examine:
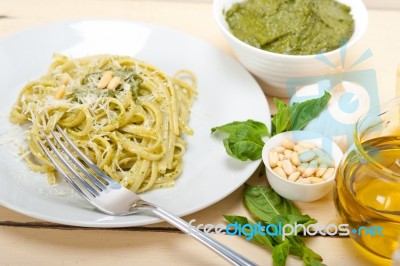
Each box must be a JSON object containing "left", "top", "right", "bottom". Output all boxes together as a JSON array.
[{"left": 10, "top": 54, "right": 197, "bottom": 193}]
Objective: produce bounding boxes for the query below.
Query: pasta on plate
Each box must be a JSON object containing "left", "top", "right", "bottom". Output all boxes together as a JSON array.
[{"left": 10, "top": 54, "right": 197, "bottom": 193}]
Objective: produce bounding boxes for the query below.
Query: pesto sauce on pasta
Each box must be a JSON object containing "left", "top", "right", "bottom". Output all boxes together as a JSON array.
[{"left": 10, "top": 54, "right": 197, "bottom": 193}]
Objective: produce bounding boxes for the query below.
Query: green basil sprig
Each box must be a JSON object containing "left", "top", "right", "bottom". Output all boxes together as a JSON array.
[
  {"left": 225, "top": 185, "right": 325, "bottom": 266},
  {"left": 272, "top": 91, "right": 331, "bottom": 135},
  {"left": 211, "top": 120, "right": 269, "bottom": 161},
  {"left": 211, "top": 92, "right": 331, "bottom": 161}
]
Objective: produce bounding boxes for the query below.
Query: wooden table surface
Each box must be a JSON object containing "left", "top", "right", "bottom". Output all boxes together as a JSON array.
[{"left": 0, "top": 0, "right": 399, "bottom": 265}]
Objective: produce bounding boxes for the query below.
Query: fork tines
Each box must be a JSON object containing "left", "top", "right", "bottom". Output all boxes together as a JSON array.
[{"left": 38, "top": 125, "right": 117, "bottom": 199}]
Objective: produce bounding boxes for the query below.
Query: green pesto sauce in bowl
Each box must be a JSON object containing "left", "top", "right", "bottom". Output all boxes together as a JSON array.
[{"left": 225, "top": 0, "right": 355, "bottom": 55}]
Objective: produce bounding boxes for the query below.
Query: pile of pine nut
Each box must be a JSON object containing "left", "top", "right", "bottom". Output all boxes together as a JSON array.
[
  {"left": 97, "top": 71, "right": 121, "bottom": 90},
  {"left": 268, "top": 139, "right": 335, "bottom": 184},
  {"left": 53, "top": 71, "right": 121, "bottom": 100}
]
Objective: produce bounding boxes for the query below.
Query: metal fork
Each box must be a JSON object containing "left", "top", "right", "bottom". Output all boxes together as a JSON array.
[{"left": 38, "top": 125, "right": 256, "bottom": 266}]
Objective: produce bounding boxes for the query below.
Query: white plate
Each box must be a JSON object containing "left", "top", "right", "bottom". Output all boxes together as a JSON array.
[{"left": 0, "top": 20, "right": 270, "bottom": 227}]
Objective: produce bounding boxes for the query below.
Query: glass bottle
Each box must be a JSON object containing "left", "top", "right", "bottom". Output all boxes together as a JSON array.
[{"left": 334, "top": 97, "right": 400, "bottom": 261}]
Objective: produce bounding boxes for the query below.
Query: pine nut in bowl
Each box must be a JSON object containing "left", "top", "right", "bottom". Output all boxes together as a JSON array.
[
  {"left": 213, "top": 0, "right": 368, "bottom": 97},
  {"left": 262, "top": 131, "right": 343, "bottom": 202}
]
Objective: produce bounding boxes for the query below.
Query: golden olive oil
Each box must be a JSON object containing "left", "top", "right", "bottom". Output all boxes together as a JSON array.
[{"left": 335, "top": 136, "right": 400, "bottom": 260}]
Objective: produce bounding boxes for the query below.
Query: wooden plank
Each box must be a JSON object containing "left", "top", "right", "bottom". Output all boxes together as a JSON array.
[{"left": 0, "top": 225, "right": 390, "bottom": 265}]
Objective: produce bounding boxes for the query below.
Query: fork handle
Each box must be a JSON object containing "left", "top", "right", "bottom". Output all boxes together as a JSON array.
[{"left": 138, "top": 201, "right": 256, "bottom": 266}]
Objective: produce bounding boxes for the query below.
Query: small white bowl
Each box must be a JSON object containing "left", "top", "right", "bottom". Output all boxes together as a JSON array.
[
  {"left": 262, "top": 131, "right": 343, "bottom": 202},
  {"left": 213, "top": 0, "right": 368, "bottom": 97}
]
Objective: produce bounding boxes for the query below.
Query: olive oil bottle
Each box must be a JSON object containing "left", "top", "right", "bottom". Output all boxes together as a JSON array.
[{"left": 335, "top": 136, "right": 400, "bottom": 260}]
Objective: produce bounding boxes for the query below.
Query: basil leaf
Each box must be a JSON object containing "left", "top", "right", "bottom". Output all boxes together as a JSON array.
[
  {"left": 271, "top": 91, "right": 331, "bottom": 135},
  {"left": 243, "top": 185, "right": 302, "bottom": 222},
  {"left": 286, "top": 235, "right": 323, "bottom": 265},
  {"left": 289, "top": 91, "right": 331, "bottom": 130},
  {"left": 304, "top": 257, "right": 327, "bottom": 266},
  {"left": 272, "top": 241, "right": 290, "bottom": 266},
  {"left": 301, "top": 244, "right": 325, "bottom": 266},
  {"left": 211, "top": 119, "right": 269, "bottom": 136},
  {"left": 222, "top": 128, "right": 265, "bottom": 161},
  {"left": 224, "top": 215, "right": 275, "bottom": 249},
  {"left": 286, "top": 235, "right": 305, "bottom": 258},
  {"left": 271, "top": 98, "right": 291, "bottom": 135},
  {"left": 212, "top": 92, "right": 331, "bottom": 162},
  {"left": 211, "top": 120, "right": 269, "bottom": 161},
  {"left": 224, "top": 214, "right": 249, "bottom": 225},
  {"left": 224, "top": 185, "right": 324, "bottom": 265}
]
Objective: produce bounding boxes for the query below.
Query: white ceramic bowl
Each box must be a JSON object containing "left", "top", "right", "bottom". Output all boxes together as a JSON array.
[
  {"left": 213, "top": 0, "right": 368, "bottom": 97},
  {"left": 262, "top": 131, "right": 343, "bottom": 202}
]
